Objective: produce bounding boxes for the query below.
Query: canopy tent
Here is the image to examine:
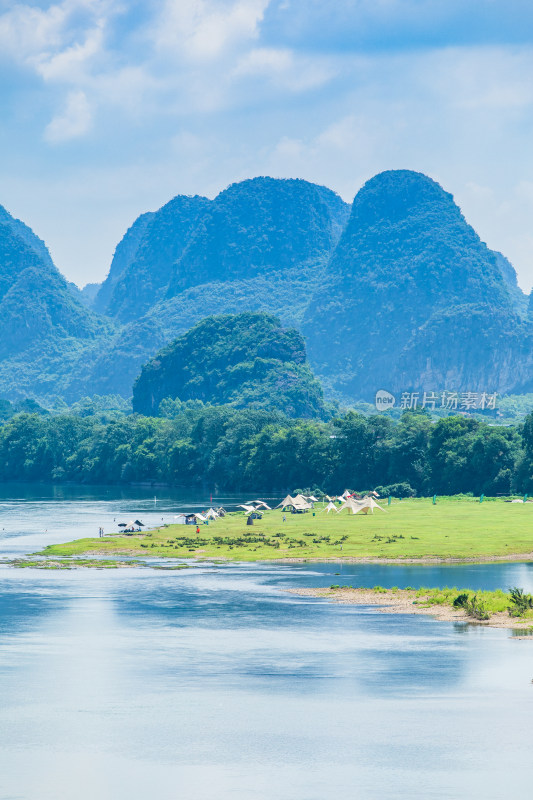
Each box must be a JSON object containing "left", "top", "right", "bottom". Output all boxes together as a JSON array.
[
  {"left": 205, "top": 508, "right": 218, "bottom": 519},
  {"left": 195, "top": 513, "right": 207, "bottom": 522},
  {"left": 276, "top": 495, "right": 296, "bottom": 509},
  {"left": 253, "top": 501, "right": 272, "bottom": 510},
  {"left": 239, "top": 504, "right": 256, "bottom": 513},
  {"left": 362, "top": 497, "right": 386, "bottom": 513},
  {"left": 337, "top": 499, "right": 364, "bottom": 515},
  {"left": 118, "top": 519, "right": 142, "bottom": 530},
  {"left": 292, "top": 501, "right": 311, "bottom": 512},
  {"left": 293, "top": 494, "right": 308, "bottom": 504},
  {"left": 338, "top": 497, "right": 386, "bottom": 515},
  {"left": 321, "top": 501, "right": 338, "bottom": 514},
  {"left": 174, "top": 513, "right": 199, "bottom": 524}
]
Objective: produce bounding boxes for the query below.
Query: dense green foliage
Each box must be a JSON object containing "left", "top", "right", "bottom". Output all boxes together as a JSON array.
[
  {"left": 303, "top": 169, "right": 533, "bottom": 401},
  {"left": 95, "top": 196, "right": 211, "bottom": 319},
  {"left": 132, "top": 312, "right": 327, "bottom": 418},
  {"left": 2, "top": 171, "right": 533, "bottom": 407},
  {"left": 1, "top": 403, "right": 532, "bottom": 494},
  {"left": 0, "top": 203, "right": 118, "bottom": 400}
]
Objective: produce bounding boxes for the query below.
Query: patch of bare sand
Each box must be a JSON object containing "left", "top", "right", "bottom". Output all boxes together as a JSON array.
[{"left": 286, "top": 587, "right": 533, "bottom": 632}]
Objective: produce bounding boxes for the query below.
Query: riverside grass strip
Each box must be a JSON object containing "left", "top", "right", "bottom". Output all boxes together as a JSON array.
[
  {"left": 40, "top": 496, "right": 533, "bottom": 563},
  {"left": 285, "top": 585, "right": 533, "bottom": 631}
]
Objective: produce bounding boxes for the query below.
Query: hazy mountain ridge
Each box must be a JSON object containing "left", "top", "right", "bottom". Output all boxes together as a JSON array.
[
  {"left": 0, "top": 171, "right": 532, "bottom": 405},
  {"left": 95, "top": 197, "right": 211, "bottom": 320},
  {"left": 303, "top": 170, "right": 532, "bottom": 400}
]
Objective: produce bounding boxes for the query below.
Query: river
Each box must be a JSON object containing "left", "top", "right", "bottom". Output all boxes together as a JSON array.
[{"left": 0, "top": 486, "right": 532, "bottom": 799}]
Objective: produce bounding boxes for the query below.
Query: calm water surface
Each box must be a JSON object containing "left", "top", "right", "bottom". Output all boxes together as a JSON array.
[{"left": 0, "top": 486, "right": 532, "bottom": 799}]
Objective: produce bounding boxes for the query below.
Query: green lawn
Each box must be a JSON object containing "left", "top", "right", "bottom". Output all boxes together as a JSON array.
[{"left": 41, "top": 496, "right": 533, "bottom": 562}]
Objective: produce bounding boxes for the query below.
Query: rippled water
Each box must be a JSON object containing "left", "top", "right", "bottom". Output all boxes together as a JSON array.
[{"left": 0, "top": 486, "right": 532, "bottom": 799}]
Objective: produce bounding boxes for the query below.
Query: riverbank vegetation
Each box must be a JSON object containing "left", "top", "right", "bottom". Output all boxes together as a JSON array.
[
  {"left": 3, "top": 405, "right": 533, "bottom": 495},
  {"left": 288, "top": 585, "right": 533, "bottom": 629},
  {"left": 41, "top": 497, "right": 533, "bottom": 562}
]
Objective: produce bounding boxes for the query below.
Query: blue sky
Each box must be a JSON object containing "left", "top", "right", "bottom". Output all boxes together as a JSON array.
[{"left": 2, "top": 0, "right": 533, "bottom": 290}]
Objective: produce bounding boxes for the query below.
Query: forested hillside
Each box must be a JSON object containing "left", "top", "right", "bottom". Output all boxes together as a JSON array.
[
  {"left": 132, "top": 313, "right": 327, "bottom": 419},
  {"left": 303, "top": 170, "right": 533, "bottom": 400},
  {"left": 0, "top": 171, "right": 532, "bottom": 405},
  {"left": 0, "top": 203, "right": 117, "bottom": 399}
]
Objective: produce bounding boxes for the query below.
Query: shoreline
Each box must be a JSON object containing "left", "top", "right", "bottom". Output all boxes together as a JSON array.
[
  {"left": 275, "top": 552, "right": 533, "bottom": 565},
  {"left": 286, "top": 586, "right": 533, "bottom": 633}
]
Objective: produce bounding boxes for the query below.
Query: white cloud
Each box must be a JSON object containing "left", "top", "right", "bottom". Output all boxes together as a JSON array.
[
  {"left": 153, "top": 0, "right": 268, "bottom": 61},
  {"left": 233, "top": 46, "right": 335, "bottom": 90},
  {"left": 37, "top": 24, "right": 104, "bottom": 83},
  {"left": 44, "top": 89, "right": 93, "bottom": 142}
]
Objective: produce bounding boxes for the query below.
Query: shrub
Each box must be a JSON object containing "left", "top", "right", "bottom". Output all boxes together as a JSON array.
[
  {"left": 453, "top": 592, "right": 469, "bottom": 608},
  {"left": 375, "top": 482, "right": 416, "bottom": 498},
  {"left": 452, "top": 591, "right": 490, "bottom": 619},
  {"left": 508, "top": 587, "right": 533, "bottom": 617}
]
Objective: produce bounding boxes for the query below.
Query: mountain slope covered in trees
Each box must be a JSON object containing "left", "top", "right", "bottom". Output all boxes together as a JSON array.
[
  {"left": 0, "top": 171, "right": 532, "bottom": 405},
  {"left": 132, "top": 312, "right": 327, "bottom": 419},
  {"left": 303, "top": 170, "right": 533, "bottom": 400},
  {"left": 0, "top": 203, "right": 117, "bottom": 399}
]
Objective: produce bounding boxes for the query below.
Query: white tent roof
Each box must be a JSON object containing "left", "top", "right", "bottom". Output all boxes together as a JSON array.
[
  {"left": 206, "top": 508, "right": 218, "bottom": 519},
  {"left": 195, "top": 513, "right": 207, "bottom": 522},
  {"left": 337, "top": 499, "right": 363, "bottom": 515},
  {"left": 338, "top": 497, "right": 386, "bottom": 515},
  {"left": 321, "top": 501, "right": 338, "bottom": 513},
  {"left": 276, "top": 495, "right": 295, "bottom": 508},
  {"left": 239, "top": 504, "right": 256, "bottom": 512}
]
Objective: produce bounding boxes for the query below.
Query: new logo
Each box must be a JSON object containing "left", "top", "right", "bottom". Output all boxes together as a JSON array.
[{"left": 375, "top": 390, "right": 396, "bottom": 411}]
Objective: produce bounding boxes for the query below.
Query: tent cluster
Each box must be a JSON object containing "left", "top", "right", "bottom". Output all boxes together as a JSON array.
[
  {"left": 319, "top": 492, "right": 385, "bottom": 514},
  {"left": 276, "top": 489, "right": 385, "bottom": 515},
  {"left": 276, "top": 494, "right": 315, "bottom": 513},
  {"left": 173, "top": 507, "right": 226, "bottom": 525},
  {"left": 239, "top": 500, "right": 272, "bottom": 517}
]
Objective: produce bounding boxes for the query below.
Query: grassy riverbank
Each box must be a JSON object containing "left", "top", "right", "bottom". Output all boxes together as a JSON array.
[
  {"left": 6, "top": 557, "right": 189, "bottom": 570},
  {"left": 40, "top": 496, "right": 533, "bottom": 563},
  {"left": 286, "top": 585, "right": 533, "bottom": 630}
]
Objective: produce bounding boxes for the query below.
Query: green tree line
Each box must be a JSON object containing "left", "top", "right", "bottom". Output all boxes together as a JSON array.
[{"left": 1, "top": 405, "right": 532, "bottom": 494}]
